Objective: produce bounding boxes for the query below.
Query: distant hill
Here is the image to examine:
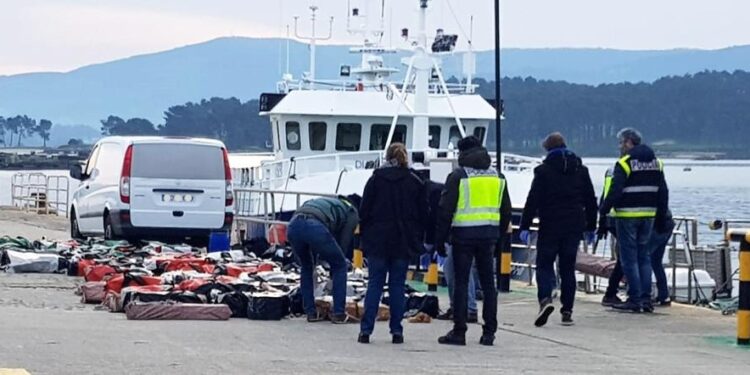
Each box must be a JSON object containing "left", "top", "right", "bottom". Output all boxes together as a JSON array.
[{"left": 1, "top": 37, "right": 749, "bottom": 127}]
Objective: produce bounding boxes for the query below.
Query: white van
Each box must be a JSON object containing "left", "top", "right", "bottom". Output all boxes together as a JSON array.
[{"left": 69, "top": 136, "right": 234, "bottom": 243}]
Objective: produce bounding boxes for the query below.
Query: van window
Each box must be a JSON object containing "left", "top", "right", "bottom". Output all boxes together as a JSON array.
[
  {"left": 448, "top": 126, "right": 462, "bottom": 148},
  {"left": 131, "top": 144, "right": 224, "bottom": 180},
  {"left": 309, "top": 122, "right": 327, "bottom": 151},
  {"left": 369, "top": 124, "right": 406, "bottom": 150},
  {"left": 286, "top": 122, "right": 301, "bottom": 150},
  {"left": 473, "top": 127, "right": 487, "bottom": 142},
  {"left": 96, "top": 143, "right": 121, "bottom": 180},
  {"left": 429, "top": 125, "right": 441, "bottom": 149},
  {"left": 336, "top": 123, "right": 362, "bottom": 151},
  {"left": 84, "top": 145, "right": 101, "bottom": 176}
]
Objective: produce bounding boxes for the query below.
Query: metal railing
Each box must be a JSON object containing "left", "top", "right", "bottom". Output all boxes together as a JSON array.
[
  {"left": 233, "top": 187, "right": 338, "bottom": 246},
  {"left": 10, "top": 172, "right": 70, "bottom": 217}
]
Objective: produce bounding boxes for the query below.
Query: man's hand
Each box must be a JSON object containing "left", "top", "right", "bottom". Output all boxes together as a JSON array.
[
  {"left": 584, "top": 231, "right": 596, "bottom": 245},
  {"left": 519, "top": 230, "right": 531, "bottom": 246}
]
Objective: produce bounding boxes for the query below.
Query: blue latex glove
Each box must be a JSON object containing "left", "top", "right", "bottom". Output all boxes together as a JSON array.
[
  {"left": 519, "top": 230, "right": 531, "bottom": 245},
  {"left": 584, "top": 231, "right": 596, "bottom": 245}
]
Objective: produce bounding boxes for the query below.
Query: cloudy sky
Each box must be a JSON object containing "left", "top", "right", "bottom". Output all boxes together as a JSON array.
[{"left": 0, "top": 0, "right": 748, "bottom": 75}]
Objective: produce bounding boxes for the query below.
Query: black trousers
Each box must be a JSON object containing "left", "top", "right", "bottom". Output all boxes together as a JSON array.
[{"left": 452, "top": 242, "right": 498, "bottom": 336}]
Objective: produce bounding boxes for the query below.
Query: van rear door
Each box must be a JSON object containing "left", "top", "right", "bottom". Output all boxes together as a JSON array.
[{"left": 128, "top": 142, "right": 226, "bottom": 229}]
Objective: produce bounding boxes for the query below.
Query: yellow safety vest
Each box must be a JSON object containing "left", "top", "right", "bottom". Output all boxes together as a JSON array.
[
  {"left": 453, "top": 168, "right": 504, "bottom": 227},
  {"left": 611, "top": 155, "right": 664, "bottom": 219}
]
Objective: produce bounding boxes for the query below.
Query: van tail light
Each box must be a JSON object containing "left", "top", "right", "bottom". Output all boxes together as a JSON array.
[
  {"left": 120, "top": 145, "right": 133, "bottom": 204},
  {"left": 222, "top": 148, "right": 234, "bottom": 206}
]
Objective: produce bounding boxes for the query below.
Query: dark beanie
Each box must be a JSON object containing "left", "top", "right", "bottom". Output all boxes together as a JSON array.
[
  {"left": 542, "top": 132, "right": 567, "bottom": 151},
  {"left": 457, "top": 136, "right": 482, "bottom": 152}
]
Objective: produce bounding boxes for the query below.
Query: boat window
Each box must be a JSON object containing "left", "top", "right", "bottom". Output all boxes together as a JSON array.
[
  {"left": 309, "top": 122, "right": 327, "bottom": 151},
  {"left": 336, "top": 123, "right": 362, "bottom": 151},
  {"left": 429, "top": 125, "right": 441, "bottom": 149},
  {"left": 285, "top": 121, "right": 301, "bottom": 150},
  {"left": 473, "top": 127, "right": 487, "bottom": 143},
  {"left": 369, "top": 124, "right": 407, "bottom": 150},
  {"left": 448, "top": 126, "right": 462, "bottom": 148}
]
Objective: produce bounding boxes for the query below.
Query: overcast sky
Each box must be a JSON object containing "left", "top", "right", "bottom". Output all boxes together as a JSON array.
[{"left": 1, "top": 0, "right": 748, "bottom": 75}]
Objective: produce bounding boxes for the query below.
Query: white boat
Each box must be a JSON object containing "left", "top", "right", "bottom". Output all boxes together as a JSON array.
[{"left": 231, "top": 0, "right": 537, "bottom": 224}]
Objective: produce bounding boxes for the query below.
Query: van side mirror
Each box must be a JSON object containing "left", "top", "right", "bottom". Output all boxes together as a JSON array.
[{"left": 70, "top": 164, "right": 85, "bottom": 180}]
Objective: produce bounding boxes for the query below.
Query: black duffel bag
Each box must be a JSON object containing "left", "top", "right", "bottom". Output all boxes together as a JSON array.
[
  {"left": 406, "top": 293, "right": 440, "bottom": 318},
  {"left": 246, "top": 293, "right": 290, "bottom": 320}
]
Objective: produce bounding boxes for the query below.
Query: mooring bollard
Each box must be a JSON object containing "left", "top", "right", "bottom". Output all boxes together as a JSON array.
[
  {"left": 353, "top": 226, "right": 364, "bottom": 269},
  {"left": 425, "top": 257, "right": 439, "bottom": 292},
  {"left": 498, "top": 234, "right": 511, "bottom": 293},
  {"left": 727, "top": 229, "right": 750, "bottom": 346}
]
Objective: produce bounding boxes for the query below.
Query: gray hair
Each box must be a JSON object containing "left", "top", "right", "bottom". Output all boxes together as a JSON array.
[{"left": 617, "top": 128, "right": 642, "bottom": 146}]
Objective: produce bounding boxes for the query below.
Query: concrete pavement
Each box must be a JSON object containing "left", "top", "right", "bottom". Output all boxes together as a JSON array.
[{"left": 0, "top": 274, "right": 747, "bottom": 375}]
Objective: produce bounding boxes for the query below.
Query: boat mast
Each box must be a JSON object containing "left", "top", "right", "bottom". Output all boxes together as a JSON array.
[
  {"left": 294, "top": 5, "right": 333, "bottom": 90},
  {"left": 411, "top": 0, "right": 431, "bottom": 150},
  {"left": 494, "top": 0, "right": 503, "bottom": 170}
]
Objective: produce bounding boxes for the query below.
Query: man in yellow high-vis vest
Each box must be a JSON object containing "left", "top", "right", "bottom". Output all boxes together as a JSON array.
[
  {"left": 599, "top": 128, "right": 669, "bottom": 313},
  {"left": 434, "top": 136, "right": 512, "bottom": 346}
]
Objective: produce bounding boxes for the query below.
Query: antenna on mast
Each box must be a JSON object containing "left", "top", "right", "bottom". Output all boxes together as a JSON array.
[{"left": 294, "top": 5, "right": 333, "bottom": 89}]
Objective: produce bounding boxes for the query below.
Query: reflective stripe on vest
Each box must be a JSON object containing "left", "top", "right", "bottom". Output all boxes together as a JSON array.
[
  {"left": 612, "top": 155, "right": 662, "bottom": 219},
  {"left": 453, "top": 168, "right": 504, "bottom": 228},
  {"left": 602, "top": 168, "right": 615, "bottom": 216}
]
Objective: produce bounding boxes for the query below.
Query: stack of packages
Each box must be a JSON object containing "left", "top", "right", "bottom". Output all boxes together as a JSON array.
[{"left": 2, "top": 236, "right": 441, "bottom": 322}]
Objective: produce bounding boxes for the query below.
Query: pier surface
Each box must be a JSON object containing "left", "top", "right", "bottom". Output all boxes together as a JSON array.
[{"left": 0, "top": 210, "right": 747, "bottom": 374}]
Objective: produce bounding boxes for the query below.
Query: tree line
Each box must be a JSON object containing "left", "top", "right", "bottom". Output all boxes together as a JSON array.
[
  {"left": 100, "top": 97, "right": 270, "bottom": 151},
  {"left": 89, "top": 69, "right": 750, "bottom": 157},
  {"left": 477, "top": 70, "right": 750, "bottom": 157},
  {"left": 0, "top": 116, "right": 53, "bottom": 147}
]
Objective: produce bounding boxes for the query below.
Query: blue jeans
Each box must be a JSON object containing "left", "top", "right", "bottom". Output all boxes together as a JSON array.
[
  {"left": 443, "top": 245, "right": 478, "bottom": 313},
  {"left": 536, "top": 232, "right": 580, "bottom": 313},
  {"left": 287, "top": 216, "right": 348, "bottom": 316},
  {"left": 360, "top": 256, "right": 408, "bottom": 335},
  {"left": 650, "top": 221, "right": 675, "bottom": 302},
  {"left": 616, "top": 218, "right": 654, "bottom": 305}
]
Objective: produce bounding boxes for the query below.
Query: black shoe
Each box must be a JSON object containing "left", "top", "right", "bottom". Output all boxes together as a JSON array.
[
  {"left": 612, "top": 299, "right": 642, "bottom": 313},
  {"left": 307, "top": 312, "right": 326, "bottom": 322},
  {"left": 534, "top": 301, "right": 555, "bottom": 327},
  {"left": 467, "top": 311, "right": 479, "bottom": 323},
  {"left": 561, "top": 311, "right": 574, "bottom": 326},
  {"left": 436, "top": 308, "right": 453, "bottom": 321},
  {"left": 641, "top": 303, "right": 654, "bottom": 313},
  {"left": 438, "top": 330, "right": 466, "bottom": 346},
  {"left": 392, "top": 334, "right": 404, "bottom": 344},
  {"left": 601, "top": 295, "right": 623, "bottom": 307},
  {"left": 655, "top": 298, "right": 672, "bottom": 307},
  {"left": 479, "top": 334, "right": 495, "bottom": 346},
  {"left": 358, "top": 333, "right": 370, "bottom": 344},
  {"left": 330, "top": 313, "right": 353, "bottom": 324}
]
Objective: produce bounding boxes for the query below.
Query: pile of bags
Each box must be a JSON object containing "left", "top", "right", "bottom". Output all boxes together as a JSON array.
[{"left": 1, "top": 236, "right": 441, "bottom": 322}]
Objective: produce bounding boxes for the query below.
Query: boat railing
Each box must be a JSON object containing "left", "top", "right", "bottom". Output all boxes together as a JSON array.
[
  {"left": 10, "top": 172, "right": 70, "bottom": 217},
  {"left": 251, "top": 150, "right": 538, "bottom": 188},
  {"left": 232, "top": 187, "right": 338, "bottom": 247},
  {"left": 279, "top": 77, "right": 478, "bottom": 95}
]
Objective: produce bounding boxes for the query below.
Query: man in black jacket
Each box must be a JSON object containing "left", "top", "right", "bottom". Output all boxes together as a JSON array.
[
  {"left": 519, "top": 132, "right": 598, "bottom": 327},
  {"left": 435, "top": 136, "right": 512, "bottom": 346},
  {"left": 288, "top": 197, "right": 359, "bottom": 323},
  {"left": 600, "top": 128, "right": 668, "bottom": 313}
]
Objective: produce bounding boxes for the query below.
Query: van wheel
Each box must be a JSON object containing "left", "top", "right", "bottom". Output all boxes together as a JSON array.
[
  {"left": 70, "top": 209, "right": 85, "bottom": 241},
  {"left": 104, "top": 215, "right": 117, "bottom": 241}
]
